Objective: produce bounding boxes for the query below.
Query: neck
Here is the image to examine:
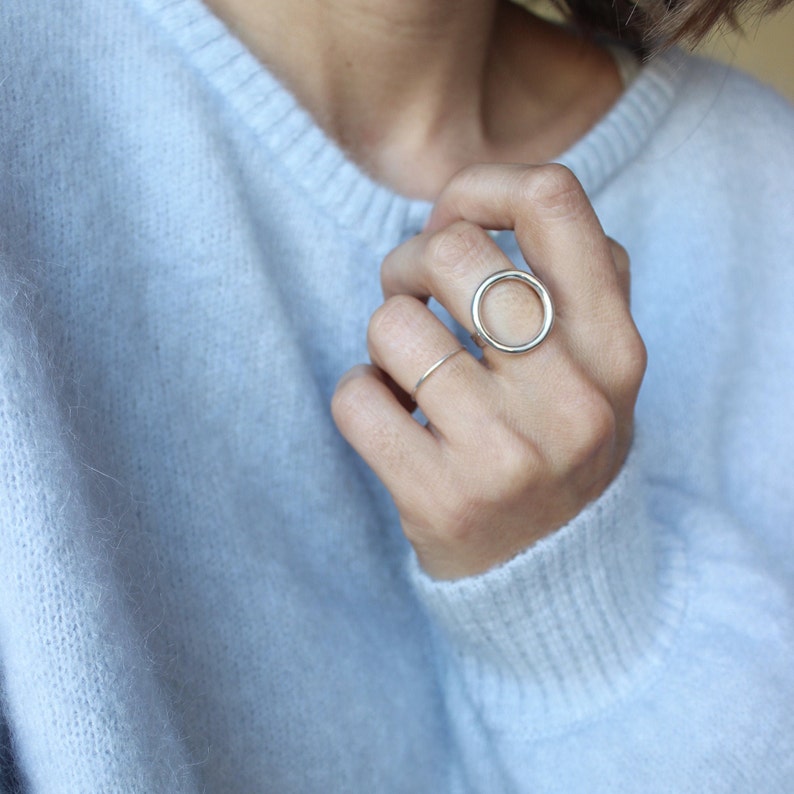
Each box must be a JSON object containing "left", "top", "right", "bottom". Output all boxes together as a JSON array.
[
  {"left": 205, "top": 0, "right": 499, "bottom": 143},
  {"left": 203, "top": 0, "right": 622, "bottom": 198}
]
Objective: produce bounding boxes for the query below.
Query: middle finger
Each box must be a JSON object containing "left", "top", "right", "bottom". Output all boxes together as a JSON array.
[{"left": 381, "top": 222, "right": 550, "bottom": 362}]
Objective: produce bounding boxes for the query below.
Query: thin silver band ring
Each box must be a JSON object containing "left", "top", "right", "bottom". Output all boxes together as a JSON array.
[
  {"left": 471, "top": 270, "right": 554, "bottom": 354},
  {"left": 411, "top": 347, "right": 466, "bottom": 401}
]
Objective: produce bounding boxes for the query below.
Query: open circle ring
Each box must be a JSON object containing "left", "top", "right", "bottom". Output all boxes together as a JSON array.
[{"left": 471, "top": 270, "right": 554, "bottom": 354}]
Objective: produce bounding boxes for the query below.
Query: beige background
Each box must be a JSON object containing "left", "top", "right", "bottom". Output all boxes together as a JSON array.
[
  {"left": 521, "top": 0, "right": 794, "bottom": 103},
  {"left": 699, "top": 6, "right": 794, "bottom": 102}
]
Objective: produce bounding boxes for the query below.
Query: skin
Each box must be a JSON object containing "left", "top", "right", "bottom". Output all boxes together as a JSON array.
[
  {"left": 206, "top": 0, "right": 646, "bottom": 578},
  {"left": 334, "top": 167, "right": 645, "bottom": 578},
  {"left": 203, "top": 0, "right": 624, "bottom": 196}
]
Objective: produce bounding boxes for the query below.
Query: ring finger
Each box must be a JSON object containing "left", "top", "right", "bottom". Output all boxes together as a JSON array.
[{"left": 367, "top": 293, "right": 489, "bottom": 434}]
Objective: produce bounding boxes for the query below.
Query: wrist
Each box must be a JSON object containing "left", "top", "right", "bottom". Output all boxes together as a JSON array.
[{"left": 408, "top": 443, "right": 688, "bottom": 727}]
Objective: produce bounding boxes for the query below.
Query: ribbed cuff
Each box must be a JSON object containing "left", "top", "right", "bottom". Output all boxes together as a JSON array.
[{"left": 409, "top": 445, "right": 687, "bottom": 730}]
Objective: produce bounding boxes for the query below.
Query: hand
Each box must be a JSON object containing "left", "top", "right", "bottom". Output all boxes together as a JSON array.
[{"left": 332, "top": 164, "right": 646, "bottom": 580}]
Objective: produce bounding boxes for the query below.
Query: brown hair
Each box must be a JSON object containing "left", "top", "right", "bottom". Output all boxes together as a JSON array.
[{"left": 557, "top": 0, "right": 788, "bottom": 50}]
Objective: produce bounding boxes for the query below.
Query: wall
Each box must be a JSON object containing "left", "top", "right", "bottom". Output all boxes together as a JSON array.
[
  {"left": 517, "top": 0, "right": 794, "bottom": 103},
  {"left": 700, "top": 7, "right": 794, "bottom": 102}
]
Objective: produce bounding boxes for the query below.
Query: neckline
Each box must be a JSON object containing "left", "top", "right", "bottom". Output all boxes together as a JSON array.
[{"left": 135, "top": 0, "right": 689, "bottom": 254}]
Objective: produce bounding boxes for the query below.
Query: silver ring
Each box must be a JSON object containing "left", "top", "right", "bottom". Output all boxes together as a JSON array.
[
  {"left": 471, "top": 270, "right": 554, "bottom": 354},
  {"left": 411, "top": 347, "right": 465, "bottom": 401}
]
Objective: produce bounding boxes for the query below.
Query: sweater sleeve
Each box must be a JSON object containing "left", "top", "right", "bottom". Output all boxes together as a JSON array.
[
  {"left": 408, "top": 440, "right": 794, "bottom": 792},
  {"left": 406, "top": 65, "right": 794, "bottom": 790}
]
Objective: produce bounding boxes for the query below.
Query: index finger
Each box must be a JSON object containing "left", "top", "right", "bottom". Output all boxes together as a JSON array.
[{"left": 425, "top": 163, "right": 627, "bottom": 323}]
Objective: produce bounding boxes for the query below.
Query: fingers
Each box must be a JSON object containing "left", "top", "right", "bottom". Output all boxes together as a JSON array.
[
  {"left": 381, "top": 218, "right": 514, "bottom": 316},
  {"left": 391, "top": 164, "right": 641, "bottom": 389},
  {"left": 331, "top": 364, "right": 440, "bottom": 504},
  {"left": 332, "top": 164, "right": 647, "bottom": 579},
  {"left": 608, "top": 238, "right": 631, "bottom": 305},
  {"left": 381, "top": 220, "right": 556, "bottom": 367},
  {"left": 424, "top": 163, "right": 627, "bottom": 326},
  {"left": 366, "top": 294, "right": 489, "bottom": 434}
]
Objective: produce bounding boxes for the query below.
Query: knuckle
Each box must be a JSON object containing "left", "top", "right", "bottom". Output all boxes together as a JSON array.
[
  {"left": 578, "top": 399, "right": 617, "bottom": 468},
  {"left": 367, "top": 294, "right": 419, "bottom": 345},
  {"left": 519, "top": 163, "right": 586, "bottom": 220},
  {"left": 425, "top": 221, "right": 489, "bottom": 282},
  {"left": 330, "top": 372, "right": 369, "bottom": 431},
  {"left": 609, "top": 329, "right": 648, "bottom": 397},
  {"left": 379, "top": 247, "right": 402, "bottom": 293},
  {"left": 442, "top": 163, "right": 490, "bottom": 199},
  {"left": 332, "top": 374, "right": 412, "bottom": 469},
  {"left": 557, "top": 382, "right": 618, "bottom": 468},
  {"left": 608, "top": 238, "right": 630, "bottom": 273},
  {"left": 580, "top": 392, "right": 618, "bottom": 447}
]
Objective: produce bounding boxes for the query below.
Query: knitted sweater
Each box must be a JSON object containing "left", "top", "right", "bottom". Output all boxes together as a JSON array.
[{"left": 1, "top": 0, "right": 793, "bottom": 791}]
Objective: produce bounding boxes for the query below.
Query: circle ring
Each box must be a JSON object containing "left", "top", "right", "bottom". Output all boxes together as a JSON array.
[{"left": 471, "top": 270, "right": 554, "bottom": 354}]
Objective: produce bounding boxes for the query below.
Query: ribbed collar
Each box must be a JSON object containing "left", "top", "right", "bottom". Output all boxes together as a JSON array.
[{"left": 134, "top": 0, "right": 689, "bottom": 254}]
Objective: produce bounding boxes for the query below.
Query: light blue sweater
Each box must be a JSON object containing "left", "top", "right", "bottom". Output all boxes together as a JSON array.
[{"left": 1, "top": 0, "right": 793, "bottom": 791}]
